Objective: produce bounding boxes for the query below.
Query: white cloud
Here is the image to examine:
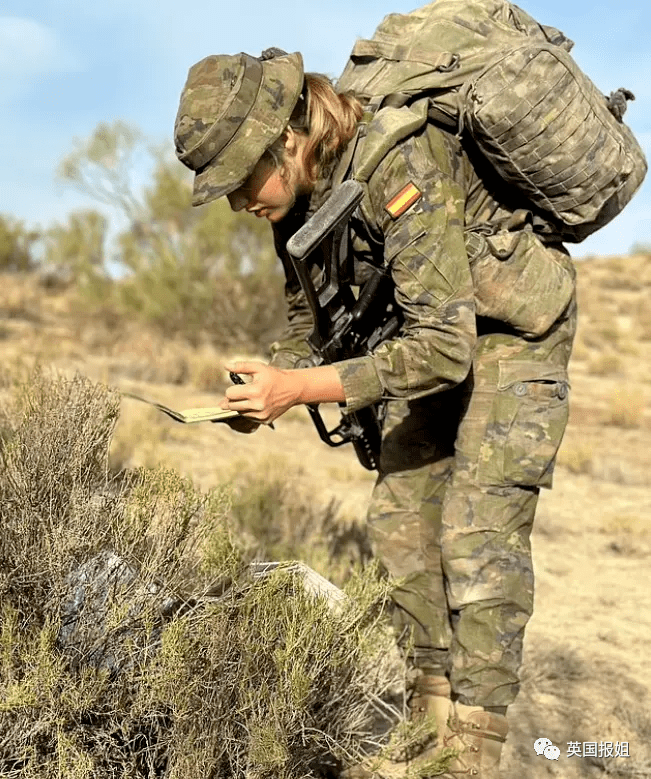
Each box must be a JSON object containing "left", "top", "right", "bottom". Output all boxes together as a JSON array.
[{"left": 0, "top": 17, "right": 80, "bottom": 82}]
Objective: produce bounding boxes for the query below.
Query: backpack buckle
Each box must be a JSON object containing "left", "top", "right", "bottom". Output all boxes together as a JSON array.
[{"left": 437, "top": 53, "right": 460, "bottom": 72}]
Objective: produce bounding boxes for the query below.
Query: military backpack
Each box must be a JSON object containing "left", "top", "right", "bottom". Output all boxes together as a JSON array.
[{"left": 336, "top": 0, "right": 647, "bottom": 242}]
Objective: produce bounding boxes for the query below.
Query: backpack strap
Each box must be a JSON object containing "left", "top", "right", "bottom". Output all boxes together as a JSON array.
[
  {"left": 351, "top": 99, "right": 430, "bottom": 184},
  {"left": 351, "top": 39, "right": 460, "bottom": 71}
]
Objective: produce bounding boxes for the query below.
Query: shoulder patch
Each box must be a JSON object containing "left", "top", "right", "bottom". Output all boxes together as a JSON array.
[{"left": 385, "top": 182, "right": 422, "bottom": 219}]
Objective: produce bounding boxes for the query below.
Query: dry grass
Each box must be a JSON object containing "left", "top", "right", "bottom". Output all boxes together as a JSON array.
[
  {"left": 108, "top": 404, "right": 176, "bottom": 473},
  {"left": 556, "top": 442, "right": 595, "bottom": 476},
  {"left": 0, "top": 272, "right": 46, "bottom": 322},
  {"left": 222, "top": 454, "right": 373, "bottom": 587},
  {"left": 557, "top": 444, "right": 651, "bottom": 488},
  {"left": 634, "top": 296, "right": 651, "bottom": 341},
  {"left": 597, "top": 513, "right": 651, "bottom": 558},
  {"left": 603, "top": 389, "right": 646, "bottom": 429},
  {"left": 599, "top": 514, "right": 651, "bottom": 537},
  {"left": 587, "top": 352, "right": 623, "bottom": 377},
  {"left": 507, "top": 642, "right": 651, "bottom": 778}
]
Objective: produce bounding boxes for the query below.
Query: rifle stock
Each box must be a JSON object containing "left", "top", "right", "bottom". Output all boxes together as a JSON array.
[{"left": 286, "top": 181, "right": 402, "bottom": 470}]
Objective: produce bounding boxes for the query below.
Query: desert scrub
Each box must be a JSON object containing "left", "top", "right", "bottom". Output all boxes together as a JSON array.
[
  {"left": 556, "top": 442, "right": 595, "bottom": 477},
  {"left": 0, "top": 370, "right": 410, "bottom": 778},
  {"left": 224, "top": 454, "right": 373, "bottom": 586},
  {"left": 587, "top": 352, "right": 623, "bottom": 377},
  {"left": 603, "top": 388, "right": 645, "bottom": 429}
]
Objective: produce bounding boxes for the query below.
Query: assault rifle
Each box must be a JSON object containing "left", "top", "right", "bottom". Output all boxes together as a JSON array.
[{"left": 286, "top": 180, "right": 402, "bottom": 470}]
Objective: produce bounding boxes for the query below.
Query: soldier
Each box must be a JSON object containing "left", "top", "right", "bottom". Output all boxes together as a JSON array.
[{"left": 174, "top": 48, "right": 576, "bottom": 778}]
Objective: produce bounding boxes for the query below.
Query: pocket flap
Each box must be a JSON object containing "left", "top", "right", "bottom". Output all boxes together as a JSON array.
[{"left": 498, "top": 360, "right": 568, "bottom": 390}]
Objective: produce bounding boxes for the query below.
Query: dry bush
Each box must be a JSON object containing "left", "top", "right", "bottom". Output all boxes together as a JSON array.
[
  {"left": 225, "top": 455, "right": 373, "bottom": 588},
  {"left": 587, "top": 352, "right": 623, "bottom": 377},
  {"left": 0, "top": 272, "right": 45, "bottom": 323},
  {"left": 556, "top": 443, "right": 595, "bottom": 477},
  {"left": 188, "top": 345, "right": 229, "bottom": 392},
  {"left": 0, "top": 370, "right": 418, "bottom": 779},
  {"left": 603, "top": 389, "right": 645, "bottom": 429}
]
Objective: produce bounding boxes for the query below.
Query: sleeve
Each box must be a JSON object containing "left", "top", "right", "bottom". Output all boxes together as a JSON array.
[
  {"left": 334, "top": 130, "right": 477, "bottom": 413},
  {"left": 268, "top": 285, "right": 316, "bottom": 369},
  {"left": 267, "top": 220, "right": 317, "bottom": 369}
]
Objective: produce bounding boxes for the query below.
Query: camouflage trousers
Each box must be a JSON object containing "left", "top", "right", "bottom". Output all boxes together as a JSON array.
[{"left": 368, "top": 297, "right": 577, "bottom": 708}]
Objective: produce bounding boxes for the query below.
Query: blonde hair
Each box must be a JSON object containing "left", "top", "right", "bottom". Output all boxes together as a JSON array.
[{"left": 267, "top": 73, "right": 363, "bottom": 188}]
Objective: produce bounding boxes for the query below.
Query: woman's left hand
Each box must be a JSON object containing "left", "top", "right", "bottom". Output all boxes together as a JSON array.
[{"left": 220, "top": 361, "right": 301, "bottom": 424}]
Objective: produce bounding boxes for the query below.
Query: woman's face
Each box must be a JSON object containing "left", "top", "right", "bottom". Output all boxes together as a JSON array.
[
  {"left": 227, "top": 132, "right": 311, "bottom": 223},
  {"left": 227, "top": 157, "right": 296, "bottom": 223}
]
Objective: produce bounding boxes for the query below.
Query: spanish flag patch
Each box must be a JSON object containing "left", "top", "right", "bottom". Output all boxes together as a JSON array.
[{"left": 385, "top": 182, "right": 422, "bottom": 219}]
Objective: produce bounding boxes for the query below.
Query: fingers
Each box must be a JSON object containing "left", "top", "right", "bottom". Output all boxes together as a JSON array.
[
  {"left": 219, "top": 385, "right": 267, "bottom": 419},
  {"left": 221, "top": 385, "right": 263, "bottom": 408},
  {"left": 219, "top": 360, "right": 289, "bottom": 424},
  {"left": 223, "top": 360, "right": 267, "bottom": 377},
  {"left": 224, "top": 397, "right": 264, "bottom": 413},
  {"left": 221, "top": 361, "right": 270, "bottom": 411}
]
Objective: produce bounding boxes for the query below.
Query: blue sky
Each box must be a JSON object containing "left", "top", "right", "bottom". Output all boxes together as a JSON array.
[{"left": 2, "top": 0, "right": 650, "bottom": 258}]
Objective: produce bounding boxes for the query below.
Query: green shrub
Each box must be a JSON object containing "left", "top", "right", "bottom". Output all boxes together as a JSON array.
[
  {"left": 0, "top": 371, "right": 411, "bottom": 778},
  {"left": 55, "top": 121, "right": 288, "bottom": 353},
  {"left": 0, "top": 215, "right": 38, "bottom": 272}
]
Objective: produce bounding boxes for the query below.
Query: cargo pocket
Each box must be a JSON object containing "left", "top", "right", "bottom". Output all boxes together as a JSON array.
[{"left": 477, "top": 360, "right": 570, "bottom": 489}]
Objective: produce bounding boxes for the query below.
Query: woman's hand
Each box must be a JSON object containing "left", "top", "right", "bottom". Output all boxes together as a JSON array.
[
  {"left": 220, "top": 361, "right": 303, "bottom": 425},
  {"left": 220, "top": 361, "right": 346, "bottom": 425}
]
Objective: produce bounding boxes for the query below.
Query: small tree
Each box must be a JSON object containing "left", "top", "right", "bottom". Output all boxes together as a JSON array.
[
  {"left": 57, "top": 120, "right": 286, "bottom": 350},
  {"left": 630, "top": 240, "right": 651, "bottom": 256},
  {"left": 57, "top": 120, "right": 147, "bottom": 222},
  {"left": 0, "top": 214, "right": 39, "bottom": 272},
  {"left": 43, "top": 209, "right": 108, "bottom": 286}
]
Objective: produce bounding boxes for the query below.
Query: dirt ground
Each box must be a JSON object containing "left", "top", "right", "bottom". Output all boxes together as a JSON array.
[{"left": 1, "top": 252, "right": 650, "bottom": 777}]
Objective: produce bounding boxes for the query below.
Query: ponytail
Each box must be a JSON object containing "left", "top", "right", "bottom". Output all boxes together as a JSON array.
[
  {"left": 298, "top": 73, "right": 364, "bottom": 184},
  {"left": 267, "top": 72, "right": 363, "bottom": 187}
]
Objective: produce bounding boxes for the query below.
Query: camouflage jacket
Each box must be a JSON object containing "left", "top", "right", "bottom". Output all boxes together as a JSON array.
[{"left": 269, "top": 102, "right": 554, "bottom": 414}]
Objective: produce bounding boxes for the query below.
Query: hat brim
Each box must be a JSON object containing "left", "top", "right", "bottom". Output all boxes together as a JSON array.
[{"left": 191, "top": 52, "right": 304, "bottom": 206}]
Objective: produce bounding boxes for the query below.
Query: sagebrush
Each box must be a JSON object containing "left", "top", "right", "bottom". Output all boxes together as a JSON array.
[{"left": 0, "top": 371, "right": 420, "bottom": 779}]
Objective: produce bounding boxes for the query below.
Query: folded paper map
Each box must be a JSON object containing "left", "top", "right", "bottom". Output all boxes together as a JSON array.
[{"left": 121, "top": 392, "right": 239, "bottom": 424}]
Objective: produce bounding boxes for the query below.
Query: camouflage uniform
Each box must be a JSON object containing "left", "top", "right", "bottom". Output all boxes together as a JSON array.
[
  {"left": 173, "top": 51, "right": 576, "bottom": 711},
  {"left": 271, "top": 102, "right": 576, "bottom": 708}
]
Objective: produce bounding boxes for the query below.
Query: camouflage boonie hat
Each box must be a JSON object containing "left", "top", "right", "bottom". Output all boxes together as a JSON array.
[{"left": 174, "top": 51, "right": 304, "bottom": 206}]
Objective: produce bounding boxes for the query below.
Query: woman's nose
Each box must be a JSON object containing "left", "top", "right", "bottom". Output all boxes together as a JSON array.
[{"left": 227, "top": 189, "right": 249, "bottom": 212}]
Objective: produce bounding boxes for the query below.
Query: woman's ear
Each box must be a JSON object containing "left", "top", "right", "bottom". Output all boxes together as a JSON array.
[{"left": 283, "top": 128, "right": 298, "bottom": 156}]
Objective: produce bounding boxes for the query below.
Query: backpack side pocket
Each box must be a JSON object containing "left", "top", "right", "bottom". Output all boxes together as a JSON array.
[{"left": 467, "top": 229, "right": 575, "bottom": 338}]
